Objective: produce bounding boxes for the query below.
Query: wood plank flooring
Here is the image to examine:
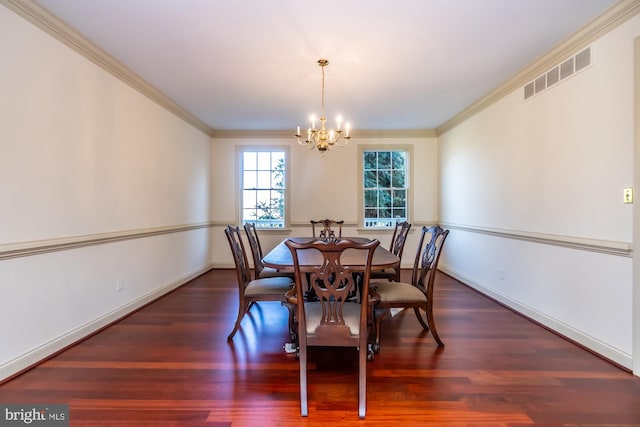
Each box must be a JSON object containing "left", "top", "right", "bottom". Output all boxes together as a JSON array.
[{"left": 1, "top": 269, "right": 640, "bottom": 426}]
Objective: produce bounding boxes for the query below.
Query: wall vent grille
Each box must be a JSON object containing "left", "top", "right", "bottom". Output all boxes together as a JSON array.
[{"left": 524, "top": 46, "right": 591, "bottom": 100}]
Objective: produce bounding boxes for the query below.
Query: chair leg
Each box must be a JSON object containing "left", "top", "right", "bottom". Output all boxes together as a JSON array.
[
  {"left": 282, "top": 301, "right": 297, "bottom": 344},
  {"left": 299, "top": 343, "right": 308, "bottom": 417},
  {"left": 227, "top": 300, "right": 249, "bottom": 341},
  {"left": 358, "top": 339, "right": 367, "bottom": 419},
  {"left": 425, "top": 302, "right": 444, "bottom": 346},
  {"left": 414, "top": 307, "right": 430, "bottom": 330},
  {"left": 414, "top": 306, "right": 444, "bottom": 347},
  {"left": 372, "top": 308, "right": 390, "bottom": 353}
]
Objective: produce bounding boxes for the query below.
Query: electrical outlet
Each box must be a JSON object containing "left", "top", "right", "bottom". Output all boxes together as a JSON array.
[
  {"left": 624, "top": 187, "right": 633, "bottom": 204},
  {"left": 116, "top": 278, "right": 124, "bottom": 291}
]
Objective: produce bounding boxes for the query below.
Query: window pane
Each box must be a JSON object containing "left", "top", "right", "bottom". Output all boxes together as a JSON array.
[
  {"left": 243, "top": 208, "right": 256, "bottom": 222},
  {"left": 364, "top": 152, "right": 377, "bottom": 169},
  {"left": 378, "top": 170, "right": 391, "bottom": 188},
  {"left": 392, "top": 170, "right": 405, "bottom": 188},
  {"left": 257, "top": 171, "right": 270, "bottom": 188},
  {"left": 257, "top": 152, "right": 271, "bottom": 170},
  {"left": 243, "top": 152, "right": 256, "bottom": 170},
  {"left": 243, "top": 190, "right": 256, "bottom": 209},
  {"left": 392, "top": 151, "right": 405, "bottom": 169},
  {"left": 256, "top": 189, "right": 271, "bottom": 205},
  {"left": 243, "top": 171, "right": 257, "bottom": 189},
  {"left": 272, "top": 190, "right": 284, "bottom": 218},
  {"left": 271, "top": 152, "right": 285, "bottom": 168},
  {"left": 364, "top": 170, "right": 377, "bottom": 188},
  {"left": 392, "top": 208, "right": 406, "bottom": 219},
  {"left": 393, "top": 189, "right": 406, "bottom": 207},
  {"left": 273, "top": 169, "right": 285, "bottom": 189},
  {"left": 378, "top": 152, "right": 391, "bottom": 169},
  {"left": 380, "top": 189, "right": 392, "bottom": 208},
  {"left": 364, "top": 189, "right": 377, "bottom": 207}
]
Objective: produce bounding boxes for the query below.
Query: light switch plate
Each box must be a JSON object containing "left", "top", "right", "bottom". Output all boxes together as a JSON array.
[{"left": 624, "top": 187, "right": 633, "bottom": 204}]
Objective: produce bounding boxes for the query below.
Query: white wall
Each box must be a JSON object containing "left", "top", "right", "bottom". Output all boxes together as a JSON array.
[
  {"left": 210, "top": 135, "right": 439, "bottom": 268},
  {"left": 439, "top": 14, "right": 640, "bottom": 369},
  {"left": 0, "top": 5, "right": 212, "bottom": 380}
]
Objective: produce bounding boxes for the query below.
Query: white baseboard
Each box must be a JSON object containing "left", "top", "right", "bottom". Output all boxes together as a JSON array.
[
  {"left": 439, "top": 265, "right": 633, "bottom": 370},
  {"left": 212, "top": 262, "right": 235, "bottom": 269},
  {"left": 0, "top": 263, "right": 213, "bottom": 382}
]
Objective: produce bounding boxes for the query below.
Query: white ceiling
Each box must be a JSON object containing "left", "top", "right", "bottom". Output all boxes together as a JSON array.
[{"left": 32, "top": 0, "right": 618, "bottom": 132}]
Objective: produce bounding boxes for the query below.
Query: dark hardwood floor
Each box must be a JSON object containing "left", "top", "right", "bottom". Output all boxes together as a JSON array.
[{"left": 2, "top": 269, "right": 640, "bottom": 426}]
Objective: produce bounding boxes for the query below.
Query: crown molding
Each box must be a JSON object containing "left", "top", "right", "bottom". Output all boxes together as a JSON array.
[
  {"left": 210, "top": 129, "right": 437, "bottom": 139},
  {"left": 210, "top": 130, "right": 297, "bottom": 139},
  {"left": 436, "top": 0, "right": 640, "bottom": 136},
  {"left": 1, "top": 0, "right": 214, "bottom": 137}
]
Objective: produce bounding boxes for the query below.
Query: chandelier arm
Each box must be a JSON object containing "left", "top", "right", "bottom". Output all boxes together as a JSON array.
[{"left": 333, "top": 138, "right": 349, "bottom": 147}]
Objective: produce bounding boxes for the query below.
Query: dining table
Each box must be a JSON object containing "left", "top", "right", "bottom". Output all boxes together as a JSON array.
[{"left": 262, "top": 236, "right": 399, "bottom": 273}]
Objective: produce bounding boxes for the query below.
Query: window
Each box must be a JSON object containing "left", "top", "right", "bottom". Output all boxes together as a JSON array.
[
  {"left": 241, "top": 149, "right": 287, "bottom": 228},
  {"left": 362, "top": 149, "right": 408, "bottom": 228}
]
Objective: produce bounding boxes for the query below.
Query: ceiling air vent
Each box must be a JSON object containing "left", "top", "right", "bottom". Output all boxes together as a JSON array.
[
  {"left": 546, "top": 66, "right": 560, "bottom": 86},
  {"left": 560, "top": 57, "right": 574, "bottom": 79},
  {"left": 524, "top": 46, "right": 591, "bottom": 100},
  {"left": 575, "top": 47, "right": 591, "bottom": 72}
]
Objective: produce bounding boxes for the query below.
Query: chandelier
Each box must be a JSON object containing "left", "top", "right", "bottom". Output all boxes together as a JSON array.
[{"left": 294, "top": 59, "right": 351, "bottom": 153}]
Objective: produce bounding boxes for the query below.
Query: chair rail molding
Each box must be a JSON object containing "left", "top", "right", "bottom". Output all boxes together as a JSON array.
[
  {"left": 441, "top": 222, "right": 632, "bottom": 257},
  {"left": 0, "top": 222, "right": 215, "bottom": 261}
]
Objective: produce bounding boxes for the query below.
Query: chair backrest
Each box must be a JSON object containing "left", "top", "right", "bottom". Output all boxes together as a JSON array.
[
  {"left": 286, "top": 237, "right": 379, "bottom": 345},
  {"left": 310, "top": 219, "right": 344, "bottom": 238},
  {"left": 243, "top": 222, "right": 265, "bottom": 277},
  {"left": 410, "top": 225, "right": 449, "bottom": 291},
  {"left": 389, "top": 221, "right": 411, "bottom": 258},
  {"left": 225, "top": 225, "right": 251, "bottom": 289}
]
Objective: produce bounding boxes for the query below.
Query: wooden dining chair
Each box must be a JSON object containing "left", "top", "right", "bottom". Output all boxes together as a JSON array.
[
  {"left": 370, "top": 221, "right": 411, "bottom": 282},
  {"left": 243, "top": 222, "right": 294, "bottom": 280},
  {"left": 370, "top": 225, "right": 449, "bottom": 352},
  {"left": 225, "top": 225, "right": 294, "bottom": 341},
  {"left": 310, "top": 219, "right": 344, "bottom": 238},
  {"left": 285, "top": 237, "right": 380, "bottom": 419},
  {"left": 308, "top": 219, "right": 345, "bottom": 298}
]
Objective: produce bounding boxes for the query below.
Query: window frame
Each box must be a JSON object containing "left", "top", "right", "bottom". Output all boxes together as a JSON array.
[
  {"left": 358, "top": 145, "right": 413, "bottom": 229},
  {"left": 237, "top": 145, "right": 290, "bottom": 229}
]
